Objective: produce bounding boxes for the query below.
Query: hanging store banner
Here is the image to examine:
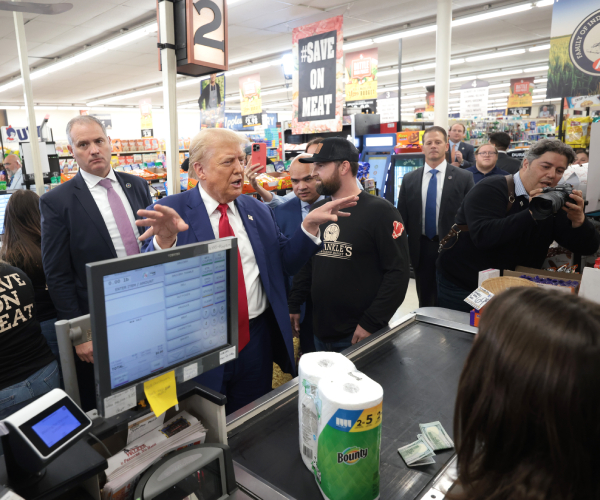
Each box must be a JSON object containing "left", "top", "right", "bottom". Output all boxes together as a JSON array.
[
  {"left": 547, "top": 2, "right": 600, "bottom": 98},
  {"left": 377, "top": 90, "right": 398, "bottom": 124},
  {"left": 139, "top": 100, "right": 153, "bottom": 137},
  {"left": 239, "top": 73, "right": 262, "bottom": 128},
  {"left": 508, "top": 77, "right": 534, "bottom": 109},
  {"left": 426, "top": 92, "right": 435, "bottom": 112},
  {"left": 345, "top": 48, "right": 378, "bottom": 102},
  {"left": 91, "top": 114, "right": 112, "bottom": 130},
  {"left": 199, "top": 73, "right": 226, "bottom": 129},
  {"left": 460, "top": 79, "right": 489, "bottom": 118},
  {"left": 224, "top": 112, "right": 278, "bottom": 131},
  {"left": 292, "top": 15, "right": 344, "bottom": 134}
]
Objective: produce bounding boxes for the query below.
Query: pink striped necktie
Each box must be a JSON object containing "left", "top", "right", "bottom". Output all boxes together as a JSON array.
[{"left": 98, "top": 178, "right": 140, "bottom": 256}]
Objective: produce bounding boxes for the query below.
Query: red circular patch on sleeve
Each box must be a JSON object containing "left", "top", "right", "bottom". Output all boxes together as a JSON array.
[{"left": 392, "top": 221, "right": 404, "bottom": 239}]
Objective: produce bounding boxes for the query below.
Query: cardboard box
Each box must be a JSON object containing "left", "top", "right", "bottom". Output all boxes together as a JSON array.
[{"left": 503, "top": 266, "right": 581, "bottom": 293}]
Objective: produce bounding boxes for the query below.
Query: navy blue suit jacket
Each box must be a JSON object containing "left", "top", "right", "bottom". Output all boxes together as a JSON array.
[
  {"left": 40, "top": 171, "right": 152, "bottom": 320},
  {"left": 141, "top": 188, "right": 320, "bottom": 388}
]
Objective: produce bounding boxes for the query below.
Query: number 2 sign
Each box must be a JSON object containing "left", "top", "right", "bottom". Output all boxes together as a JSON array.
[{"left": 168, "top": 0, "right": 228, "bottom": 77}]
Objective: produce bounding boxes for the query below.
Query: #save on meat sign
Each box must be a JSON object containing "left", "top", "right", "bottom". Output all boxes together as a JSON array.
[{"left": 298, "top": 31, "right": 336, "bottom": 121}]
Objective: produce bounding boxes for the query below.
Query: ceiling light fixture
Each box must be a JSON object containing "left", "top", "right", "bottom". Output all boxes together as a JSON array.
[
  {"left": 478, "top": 69, "right": 524, "bottom": 78},
  {"left": 453, "top": 3, "right": 533, "bottom": 27},
  {"left": 466, "top": 48, "right": 526, "bottom": 63},
  {"left": 343, "top": 39, "right": 374, "bottom": 51},
  {"left": 529, "top": 44, "right": 551, "bottom": 51}
]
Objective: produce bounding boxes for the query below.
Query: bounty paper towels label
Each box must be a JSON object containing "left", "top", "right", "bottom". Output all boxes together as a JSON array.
[{"left": 314, "top": 401, "right": 382, "bottom": 500}]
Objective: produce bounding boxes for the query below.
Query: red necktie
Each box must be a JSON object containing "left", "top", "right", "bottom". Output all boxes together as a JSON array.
[{"left": 217, "top": 204, "right": 250, "bottom": 352}]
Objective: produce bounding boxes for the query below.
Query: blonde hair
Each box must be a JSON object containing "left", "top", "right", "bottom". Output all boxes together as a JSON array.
[{"left": 189, "top": 128, "right": 246, "bottom": 168}]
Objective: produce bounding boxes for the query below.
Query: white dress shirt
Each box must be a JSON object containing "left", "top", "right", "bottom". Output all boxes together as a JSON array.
[
  {"left": 421, "top": 160, "right": 447, "bottom": 235},
  {"left": 80, "top": 168, "right": 141, "bottom": 257},
  {"left": 301, "top": 196, "right": 325, "bottom": 220},
  {"left": 8, "top": 168, "right": 23, "bottom": 190}
]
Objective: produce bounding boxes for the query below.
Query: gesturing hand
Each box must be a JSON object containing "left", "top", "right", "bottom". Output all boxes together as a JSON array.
[
  {"left": 302, "top": 195, "right": 359, "bottom": 236},
  {"left": 136, "top": 205, "right": 189, "bottom": 249}
]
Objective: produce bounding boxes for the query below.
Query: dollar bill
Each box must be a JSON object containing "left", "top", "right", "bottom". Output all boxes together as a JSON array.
[
  {"left": 398, "top": 436, "right": 435, "bottom": 466},
  {"left": 417, "top": 433, "right": 434, "bottom": 450},
  {"left": 419, "top": 421, "right": 454, "bottom": 450},
  {"left": 411, "top": 456, "right": 436, "bottom": 466}
]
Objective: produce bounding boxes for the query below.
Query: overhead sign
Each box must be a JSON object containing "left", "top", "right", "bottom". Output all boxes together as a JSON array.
[
  {"left": 426, "top": 92, "right": 434, "bottom": 112},
  {"left": 377, "top": 90, "right": 398, "bottom": 124},
  {"left": 199, "top": 73, "right": 225, "bottom": 129},
  {"left": 460, "top": 79, "right": 489, "bottom": 118},
  {"left": 1, "top": 125, "right": 41, "bottom": 145},
  {"left": 239, "top": 73, "right": 262, "bottom": 128},
  {"left": 547, "top": 2, "right": 600, "bottom": 98},
  {"left": 508, "top": 77, "right": 534, "bottom": 110},
  {"left": 292, "top": 15, "right": 343, "bottom": 134},
  {"left": 224, "top": 112, "right": 278, "bottom": 131},
  {"left": 91, "top": 114, "right": 113, "bottom": 129},
  {"left": 139, "top": 99, "right": 153, "bottom": 137},
  {"left": 171, "top": 0, "right": 228, "bottom": 77},
  {"left": 345, "top": 48, "right": 378, "bottom": 102}
]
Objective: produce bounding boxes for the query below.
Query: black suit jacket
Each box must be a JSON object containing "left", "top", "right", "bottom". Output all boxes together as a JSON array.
[
  {"left": 397, "top": 163, "right": 474, "bottom": 268},
  {"left": 198, "top": 83, "right": 222, "bottom": 109},
  {"left": 495, "top": 151, "right": 522, "bottom": 175},
  {"left": 40, "top": 171, "right": 152, "bottom": 320},
  {"left": 450, "top": 141, "right": 476, "bottom": 169}
]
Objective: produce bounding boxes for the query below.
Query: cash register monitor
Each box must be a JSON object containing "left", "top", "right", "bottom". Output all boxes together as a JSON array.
[
  {"left": 0, "top": 193, "right": 13, "bottom": 235},
  {"left": 87, "top": 239, "right": 238, "bottom": 416}
]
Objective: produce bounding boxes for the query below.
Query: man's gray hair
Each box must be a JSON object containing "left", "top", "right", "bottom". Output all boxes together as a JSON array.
[
  {"left": 66, "top": 115, "right": 107, "bottom": 145},
  {"left": 525, "top": 139, "right": 575, "bottom": 166}
]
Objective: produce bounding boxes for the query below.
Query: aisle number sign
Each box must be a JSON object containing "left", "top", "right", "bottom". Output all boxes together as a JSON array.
[
  {"left": 170, "top": 0, "right": 229, "bottom": 77},
  {"left": 292, "top": 15, "right": 344, "bottom": 134},
  {"left": 239, "top": 73, "right": 262, "bottom": 128},
  {"left": 460, "top": 79, "right": 489, "bottom": 118}
]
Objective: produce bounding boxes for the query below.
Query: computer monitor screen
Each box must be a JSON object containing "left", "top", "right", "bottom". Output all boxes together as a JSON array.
[
  {"left": 87, "top": 239, "right": 238, "bottom": 415},
  {"left": 0, "top": 193, "right": 12, "bottom": 235},
  {"left": 365, "top": 155, "right": 389, "bottom": 193}
]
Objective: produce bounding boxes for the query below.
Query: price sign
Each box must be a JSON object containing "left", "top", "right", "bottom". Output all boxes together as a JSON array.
[{"left": 242, "top": 113, "right": 261, "bottom": 128}]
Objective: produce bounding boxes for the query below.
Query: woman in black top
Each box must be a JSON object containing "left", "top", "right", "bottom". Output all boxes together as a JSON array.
[
  {"left": 0, "top": 263, "right": 59, "bottom": 418},
  {"left": 1, "top": 191, "right": 59, "bottom": 368}
]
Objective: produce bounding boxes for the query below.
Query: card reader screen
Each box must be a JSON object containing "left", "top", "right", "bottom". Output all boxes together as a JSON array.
[
  {"left": 31, "top": 405, "right": 81, "bottom": 448},
  {"left": 103, "top": 253, "right": 229, "bottom": 389}
]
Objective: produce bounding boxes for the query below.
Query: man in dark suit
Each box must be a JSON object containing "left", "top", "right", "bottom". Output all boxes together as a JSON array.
[
  {"left": 273, "top": 153, "right": 324, "bottom": 355},
  {"left": 448, "top": 123, "right": 476, "bottom": 169},
  {"left": 40, "top": 115, "right": 152, "bottom": 410},
  {"left": 398, "top": 126, "right": 474, "bottom": 308},
  {"left": 198, "top": 73, "right": 222, "bottom": 110},
  {"left": 489, "top": 132, "right": 522, "bottom": 174},
  {"left": 137, "top": 128, "right": 357, "bottom": 414}
]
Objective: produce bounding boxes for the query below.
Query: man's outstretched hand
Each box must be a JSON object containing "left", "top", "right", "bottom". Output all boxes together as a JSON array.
[
  {"left": 136, "top": 205, "right": 189, "bottom": 249},
  {"left": 302, "top": 195, "right": 359, "bottom": 236}
]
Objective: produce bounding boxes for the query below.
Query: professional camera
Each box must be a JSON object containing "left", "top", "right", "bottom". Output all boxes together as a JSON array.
[{"left": 529, "top": 184, "right": 573, "bottom": 220}]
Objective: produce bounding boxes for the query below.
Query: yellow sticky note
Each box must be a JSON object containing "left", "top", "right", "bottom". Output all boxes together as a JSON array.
[{"left": 143, "top": 371, "right": 178, "bottom": 417}]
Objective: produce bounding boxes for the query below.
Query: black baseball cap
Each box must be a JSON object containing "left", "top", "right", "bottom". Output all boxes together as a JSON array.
[{"left": 298, "top": 137, "right": 360, "bottom": 163}]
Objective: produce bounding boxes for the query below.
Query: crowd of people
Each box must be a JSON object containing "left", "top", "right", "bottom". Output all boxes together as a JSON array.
[{"left": 0, "top": 115, "right": 599, "bottom": 498}]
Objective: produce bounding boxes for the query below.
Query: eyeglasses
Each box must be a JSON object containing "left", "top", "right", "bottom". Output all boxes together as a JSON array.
[{"left": 476, "top": 152, "right": 498, "bottom": 157}]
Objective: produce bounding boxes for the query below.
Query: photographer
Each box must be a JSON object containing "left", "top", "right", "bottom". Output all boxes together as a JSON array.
[{"left": 437, "top": 139, "right": 600, "bottom": 312}]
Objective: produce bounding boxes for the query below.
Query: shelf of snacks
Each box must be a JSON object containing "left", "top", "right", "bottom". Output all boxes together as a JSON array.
[{"left": 242, "top": 172, "right": 292, "bottom": 195}]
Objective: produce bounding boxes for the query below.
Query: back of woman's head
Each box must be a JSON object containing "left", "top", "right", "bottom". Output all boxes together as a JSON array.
[
  {"left": 452, "top": 287, "right": 600, "bottom": 500},
  {"left": 1, "top": 190, "right": 43, "bottom": 275}
]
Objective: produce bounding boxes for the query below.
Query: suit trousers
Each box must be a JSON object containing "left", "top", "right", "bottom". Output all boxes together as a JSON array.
[
  {"left": 415, "top": 235, "right": 439, "bottom": 308},
  {"left": 220, "top": 307, "right": 276, "bottom": 415}
]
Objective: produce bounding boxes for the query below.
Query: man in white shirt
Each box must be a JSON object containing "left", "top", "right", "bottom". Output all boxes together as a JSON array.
[
  {"left": 397, "top": 126, "right": 474, "bottom": 307},
  {"left": 4, "top": 154, "right": 24, "bottom": 189},
  {"left": 40, "top": 115, "right": 152, "bottom": 410},
  {"left": 136, "top": 128, "right": 358, "bottom": 414}
]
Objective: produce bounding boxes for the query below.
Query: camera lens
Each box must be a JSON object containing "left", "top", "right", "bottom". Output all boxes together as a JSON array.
[{"left": 530, "top": 190, "right": 569, "bottom": 220}]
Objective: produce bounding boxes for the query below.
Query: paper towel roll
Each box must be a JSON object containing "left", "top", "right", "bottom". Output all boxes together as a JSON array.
[
  {"left": 314, "top": 371, "right": 383, "bottom": 500},
  {"left": 298, "top": 352, "right": 356, "bottom": 471}
]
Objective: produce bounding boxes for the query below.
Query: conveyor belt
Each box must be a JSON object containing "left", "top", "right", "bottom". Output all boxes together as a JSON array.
[{"left": 227, "top": 314, "right": 474, "bottom": 500}]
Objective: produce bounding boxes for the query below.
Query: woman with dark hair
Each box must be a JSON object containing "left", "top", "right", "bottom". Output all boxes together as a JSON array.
[
  {"left": 1, "top": 190, "right": 59, "bottom": 363},
  {"left": 452, "top": 287, "right": 600, "bottom": 500}
]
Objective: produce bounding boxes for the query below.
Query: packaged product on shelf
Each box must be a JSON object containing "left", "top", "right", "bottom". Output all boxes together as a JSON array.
[
  {"left": 111, "top": 139, "right": 122, "bottom": 153},
  {"left": 118, "top": 156, "right": 127, "bottom": 166},
  {"left": 151, "top": 138, "right": 159, "bottom": 150},
  {"left": 133, "top": 153, "right": 143, "bottom": 163},
  {"left": 110, "top": 156, "right": 120, "bottom": 167},
  {"left": 183, "top": 137, "right": 191, "bottom": 149},
  {"left": 135, "top": 139, "right": 145, "bottom": 151},
  {"left": 178, "top": 138, "right": 184, "bottom": 149},
  {"left": 121, "top": 140, "right": 130, "bottom": 153},
  {"left": 159, "top": 139, "right": 166, "bottom": 150},
  {"left": 179, "top": 152, "right": 185, "bottom": 165},
  {"left": 143, "top": 138, "right": 153, "bottom": 151},
  {"left": 125, "top": 156, "right": 134, "bottom": 165},
  {"left": 565, "top": 116, "right": 592, "bottom": 148}
]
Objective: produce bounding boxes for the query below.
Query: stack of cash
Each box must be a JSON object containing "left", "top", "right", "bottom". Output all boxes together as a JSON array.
[{"left": 397, "top": 421, "right": 454, "bottom": 467}]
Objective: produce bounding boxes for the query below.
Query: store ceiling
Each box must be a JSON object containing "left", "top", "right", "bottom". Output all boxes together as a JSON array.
[{"left": 0, "top": 0, "right": 553, "bottom": 109}]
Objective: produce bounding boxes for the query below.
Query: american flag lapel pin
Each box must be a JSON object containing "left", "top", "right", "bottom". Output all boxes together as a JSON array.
[{"left": 248, "top": 214, "right": 254, "bottom": 221}]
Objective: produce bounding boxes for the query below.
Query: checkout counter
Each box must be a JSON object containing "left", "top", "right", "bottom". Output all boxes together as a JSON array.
[{"left": 225, "top": 307, "right": 475, "bottom": 500}]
